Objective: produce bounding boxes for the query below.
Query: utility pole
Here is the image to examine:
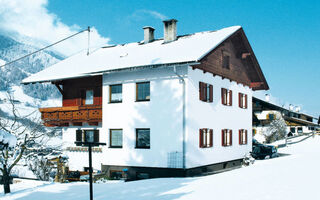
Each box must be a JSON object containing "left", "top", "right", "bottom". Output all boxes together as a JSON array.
[{"left": 75, "top": 134, "right": 105, "bottom": 200}]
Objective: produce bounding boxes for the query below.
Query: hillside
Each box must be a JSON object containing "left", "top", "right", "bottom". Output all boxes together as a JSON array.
[{"left": 0, "top": 34, "right": 62, "bottom": 101}]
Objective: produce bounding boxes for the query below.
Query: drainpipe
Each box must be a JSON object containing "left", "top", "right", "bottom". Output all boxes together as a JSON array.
[{"left": 173, "top": 65, "right": 186, "bottom": 170}]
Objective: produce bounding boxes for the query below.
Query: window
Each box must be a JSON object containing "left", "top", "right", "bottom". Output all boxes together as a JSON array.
[
  {"left": 136, "top": 82, "right": 150, "bottom": 101},
  {"left": 136, "top": 129, "right": 150, "bottom": 149},
  {"left": 297, "top": 127, "right": 303, "bottom": 133},
  {"left": 110, "top": 129, "right": 123, "bottom": 148},
  {"left": 238, "top": 93, "right": 248, "bottom": 109},
  {"left": 199, "top": 128, "right": 213, "bottom": 148},
  {"left": 109, "top": 84, "right": 122, "bottom": 103},
  {"left": 222, "top": 129, "right": 232, "bottom": 146},
  {"left": 239, "top": 129, "right": 248, "bottom": 145},
  {"left": 75, "top": 129, "right": 99, "bottom": 146},
  {"left": 222, "top": 51, "right": 230, "bottom": 69},
  {"left": 85, "top": 90, "right": 94, "bottom": 105},
  {"left": 290, "top": 127, "right": 296, "bottom": 133},
  {"left": 221, "top": 88, "right": 232, "bottom": 106},
  {"left": 199, "top": 82, "right": 213, "bottom": 102},
  {"left": 267, "top": 113, "right": 275, "bottom": 120}
]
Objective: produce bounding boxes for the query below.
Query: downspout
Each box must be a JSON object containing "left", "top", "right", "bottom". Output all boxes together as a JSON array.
[{"left": 173, "top": 65, "right": 186, "bottom": 170}]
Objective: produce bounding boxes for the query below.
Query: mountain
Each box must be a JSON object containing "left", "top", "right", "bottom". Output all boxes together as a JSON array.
[{"left": 0, "top": 34, "right": 62, "bottom": 100}]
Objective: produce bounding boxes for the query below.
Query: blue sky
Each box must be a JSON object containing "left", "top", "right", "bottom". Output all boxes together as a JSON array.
[{"left": 1, "top": 0, "right": 319, "bottom": 117}]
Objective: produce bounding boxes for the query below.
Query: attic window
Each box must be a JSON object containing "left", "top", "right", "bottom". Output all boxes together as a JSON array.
[{"left": 222, "top": 51, "right": 230, "bottom": 69}]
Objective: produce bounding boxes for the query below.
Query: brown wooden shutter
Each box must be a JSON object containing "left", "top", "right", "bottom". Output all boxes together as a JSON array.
[
  {"left": 245, "top": 94, "right": 248, "bottom": 109},
  {"left": 229, "top": 90, "right": 233, "bottom": 106},
  {"left": 94, "top": 130, "right": 99, "bottom": 143},
  {"left": 199, "top": 82, "right": 202, "bottom": 101},
  {"left": 209, "top": 85, "right": 213, "bottom": 102},
  {"left": 204, "top": 83, "right": 207, "bottom": 101},
  {"left": 221, "top": 88, "right": 225, "bottom": 105},
  {"left": 230, "top": 130, "right": 233, "bottom": 146},
  {"left": 238, "top": 93, "right": 241, "bottom": 108},
  {"left": 199, "top": 129, "right": 203, "bottom": 148},
  {"left": 209, "top": 129, "right": 213, "bottom": 147},
  {"left": 239, "top": 130, "right": 241, "bottom": 145},
  {"left": 76, "top": 130, "right": 82, "bottom": 146},
  {"left": 221, "top": 130, "right": 224, "bottom": 146}
]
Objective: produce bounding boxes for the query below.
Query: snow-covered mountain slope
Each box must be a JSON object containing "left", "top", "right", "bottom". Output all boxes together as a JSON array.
[{"left": 0, "top": 34, "right": 62, "bottom": 100}]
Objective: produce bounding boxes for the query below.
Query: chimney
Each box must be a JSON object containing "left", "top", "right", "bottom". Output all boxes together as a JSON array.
[
  {"left": 143, "top": 26, "right": 155, "bottom": 44},
  {"left": 163, "top": 19, "right": 178, "bottom": 43}
]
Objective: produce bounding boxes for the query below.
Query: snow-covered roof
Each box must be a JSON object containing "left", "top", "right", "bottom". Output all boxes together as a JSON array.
[{"left": 22, "top": 26, "right": 241, "bottom": 84}]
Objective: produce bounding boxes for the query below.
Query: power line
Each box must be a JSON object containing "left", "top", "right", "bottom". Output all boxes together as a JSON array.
[{"left": 0, "top": 27, "right": 90, "bottom": 69}]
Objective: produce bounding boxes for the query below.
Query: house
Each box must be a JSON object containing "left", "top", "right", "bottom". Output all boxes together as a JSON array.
[
  {"left": 253, "top": 96, "right": 319, "bottom": 140},
  {"left": 22, "top": 19, "right": 269, "bottom": 179}
]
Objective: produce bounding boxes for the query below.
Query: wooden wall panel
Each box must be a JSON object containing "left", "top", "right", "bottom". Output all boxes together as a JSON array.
[{"left": 61, "top": 76, "right": 102, "bottom": 107}]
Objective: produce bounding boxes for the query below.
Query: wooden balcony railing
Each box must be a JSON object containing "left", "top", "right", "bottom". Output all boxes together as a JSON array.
[{"left": 39, "top": 105, "right": 102, "bottom": 127}]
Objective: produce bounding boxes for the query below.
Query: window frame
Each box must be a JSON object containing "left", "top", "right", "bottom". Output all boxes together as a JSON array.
[
  {"left": 136, "top": 82, "right": 150, "bottom": 102},
  {"left": 221, "top": 129, "right": 232, "bottom": 147},
  {"left": 85, "top": 89, "right": 94, "bottom": 105},
  {"left": 109, "top": 84, "right": 123, "bottom": 103},
  {"left": 75, "top": 129, "right": 99, "bottom": 146},
  {"left": 222, "top": 51, "right": 231, "bottom": 69},
  {"left": 135, "top": 128, "right": 150, "bottom": 149},
  {"left": 221, "top": 88, "right": 232, "bottom": 106},
  {"left": 239, "top": 129, "right": 248, "bottom": 145},
  {"left": 238, "top": 93, "right": 248, "bottom": 109},
  {"left": 109, "top": 129, "right": 123, "bottom": 148},
  {"left": 199, "top": 82, "right": 213, "bottom": 102},
  {"left": 199, "top": 128, "right": 213, "bottom": 148}
]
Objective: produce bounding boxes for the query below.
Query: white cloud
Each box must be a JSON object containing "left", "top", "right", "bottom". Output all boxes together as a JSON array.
[
  {"left": 132, "top": 9, "right": 168, "bottom": 21},
  {"left": 0, "top": 0, "right": 109, "bottom": 56}
]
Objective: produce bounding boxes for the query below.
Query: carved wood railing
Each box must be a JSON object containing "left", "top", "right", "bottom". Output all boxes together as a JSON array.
[{"left": 39, "top": 105, "right": 102, "bottom": 127}]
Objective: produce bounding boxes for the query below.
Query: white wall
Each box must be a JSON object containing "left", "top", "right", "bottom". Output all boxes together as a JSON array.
[
  {"left": 62, "top": 125, "right": 104, "bottom": 171},
  {"left": 99, "top": 66, "right": 187, "bottom": 168},
  {"left": 185, "top": 68, "right": 252, "bottom": 168}
]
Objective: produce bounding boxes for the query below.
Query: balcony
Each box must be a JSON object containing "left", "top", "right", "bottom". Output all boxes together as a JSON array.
[{"left": 39, "top": 105, "right": 102, "bottom": 127}]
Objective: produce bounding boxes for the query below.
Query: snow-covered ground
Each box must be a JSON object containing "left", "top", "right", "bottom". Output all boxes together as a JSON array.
[{"left": 1, "top": 135, "right": 320, "bottom": 200}]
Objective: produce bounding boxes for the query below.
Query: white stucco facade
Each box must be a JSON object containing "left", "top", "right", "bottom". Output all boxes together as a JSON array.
[
  {"left": 62, "top": 66, "right": 253, "bottom": 171},
  {"left": 185, "top": 68, "right": 252, "bottom": 168}
]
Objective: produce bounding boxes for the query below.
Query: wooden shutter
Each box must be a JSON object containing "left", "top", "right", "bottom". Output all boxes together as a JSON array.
[
  {"left": 229, "top": 90, "right": 232, "bottom": 106},
  {"left": 230, "top": 130, "right": 233, "bottom": 146},
  {"left": 199, "top": 129, "right": 203, "bottom": 148},
  {"left": 239, "top": 130, "right": 241, "bottom": 145},
  {"left": 76, "top": 130, "right": 82, "bottom": 146},
  {"left": 209, "top": 129, "right": 213, "bottom": 147},
  {"left": 209, "top": 85, "right": 213, "bottom": 102},
  {"left": 221, "top": 88, "right": 225, "bottom": 105},
  {"left": 94, "top": 130, "right": 99, "bottom": 143},
  {"left": 204, "top": 83, "right": 207, "bottom": 101},
  {"left": 199, "top": 82, "right": 204, "bottom": 101},
  {"left": 238, "top": 93, "right": 241, "bottom": 108},
  {"left": 221, "top": 130, "right": 224, "bottom": 146}
]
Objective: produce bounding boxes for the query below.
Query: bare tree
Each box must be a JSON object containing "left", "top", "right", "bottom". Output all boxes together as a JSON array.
[{"left": 0, "top": 93, "right": 48, "bottom": 194}]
